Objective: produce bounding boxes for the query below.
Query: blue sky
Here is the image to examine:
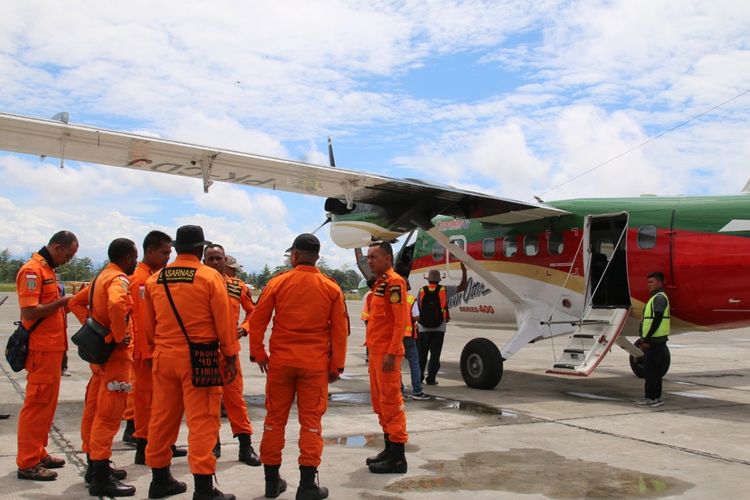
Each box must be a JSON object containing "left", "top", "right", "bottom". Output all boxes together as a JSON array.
[{"left": 1, "top": 0, "right": 749, "bottom": 271}]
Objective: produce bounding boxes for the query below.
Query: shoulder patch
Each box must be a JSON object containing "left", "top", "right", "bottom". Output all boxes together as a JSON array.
[
  {"left": 157, "top": 267, "right": 197, "bottom": 284},
  {"left": 389, "top": 284, "right": 402, "bottom": 304}
]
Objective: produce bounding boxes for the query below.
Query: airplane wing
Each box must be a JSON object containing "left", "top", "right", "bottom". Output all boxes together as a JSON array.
[{"left": 0, "top": 112, "right": 568, "bottom": 224}]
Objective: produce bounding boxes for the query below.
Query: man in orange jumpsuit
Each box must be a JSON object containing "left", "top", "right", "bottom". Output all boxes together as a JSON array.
[
  {"left": 69, "top": 238, "right": 139, "bottom": 496},
  {"left": 128, "top": 230, "right": 187, "bottom": 464},
  {"left": 248, "top": 233, "right": 348, "bottom": 500},
  {"left": 203, "top": 245, "right": 260, "bottom": 466},
  {"left": 364, "top": 241, "right": 409, "bottom": 474},
  {"left": 15, "top": 231, "right": 78, "bottom": 481},
  {"left": 144, "top": 225, "right": 238, "bottom": 500}
]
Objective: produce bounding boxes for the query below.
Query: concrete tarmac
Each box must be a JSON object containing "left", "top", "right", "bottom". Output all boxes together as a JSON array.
[{"left": 1, "top": 293, "right": 750, "bottom": 499}]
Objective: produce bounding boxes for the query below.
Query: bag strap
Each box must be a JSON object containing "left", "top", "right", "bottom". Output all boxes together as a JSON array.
[
  {"left": 88, "top": 273, "right": 99, "bottom": 316},
  {"left": 21, "top": 275, "right": 74, "bottom": 334},
  {"left": 24, "top": 317, "right": 45, "bottom": 334},
  {"left": 160, "top": 269, "right": 191, "bottom": 345}
]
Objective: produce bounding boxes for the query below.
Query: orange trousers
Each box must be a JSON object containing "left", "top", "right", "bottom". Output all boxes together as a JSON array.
[
  {"left": 132, "top": 356, "right": 153, "bottom": 439},
  {"left": 260, "top": 363, "right": 328, "bottom": 467},
  {"left": 146, "top": 351, "right": 221, "bottom": 475},
  {"left": 80, "top": 357, "right": 133, "bottom": 460},
  {"left": 368, "top": 353, "right": 408, "bottom": 443},
  {"left": 16, "top": 350, "right": 64, "bottom": 469},
  {"left": 220, "top": 354, "right": 253, "bottom": 436}
]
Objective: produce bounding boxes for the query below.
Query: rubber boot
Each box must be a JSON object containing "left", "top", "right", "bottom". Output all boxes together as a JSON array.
[
  {"left": 295, "top": 465, "right": 328, "bottom": 500},
  {"left": 192, "top": 473, "right": 235, "bottom": 500},
  {"left": 368, "top": 442, "right": 407, "bottom": 474},
  {"left": 365, "top": 433, "right": 390, "bottom": 465},
  {"left": 237, "top": 434, "right": 261, "bottom": 466},
  {"left": 264, "top": 464, "right": 287, "bottom": 499},
  {"left": 212, "top": 438, "right": 221, "bottom": 458},
  {"left": 148, "top": 466, "right": 187, "bottom": 498},
  {"left": 84, "top": 454, "right": 127, "bottom": 484},
  {"left": 122, "top": 419, "right": 136, "bottom": 445},
  {"left": 88, "top": 459, "right": 136, "bottom": 497},
  {"left": 171, "top": 444, "right": 188, "bottom": 458},
  {"left": 135, "top": 438, "right": 147, "bottom": 465}
]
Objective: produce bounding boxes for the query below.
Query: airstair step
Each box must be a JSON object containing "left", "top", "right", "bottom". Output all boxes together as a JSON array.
[{"left": 553, "top": 363, "right": 576, "bottom": 370}]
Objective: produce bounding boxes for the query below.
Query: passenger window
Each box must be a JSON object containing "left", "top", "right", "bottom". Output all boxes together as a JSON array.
[
  {"left": 637, "top": 225, "right": 657, "bottom": 249},
  {"left": 548, "top": 232, "right": 564, "bottom": 255},
  {"left": 524, "top": 235, "right": 539, "bottom": 256},
  {"left": 503, "top": 236, "right": 517, "bottom": 258},
  {"left": 482, "top": 238, "right": 495, "bottom": 258},
  {"left": 432, "top": 242, "right": 445, "bottom": 262}
]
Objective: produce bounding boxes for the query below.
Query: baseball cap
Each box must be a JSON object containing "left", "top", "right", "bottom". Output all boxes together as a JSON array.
[{"left": 291, "top": 233, "right": 320, "bottom": 253}]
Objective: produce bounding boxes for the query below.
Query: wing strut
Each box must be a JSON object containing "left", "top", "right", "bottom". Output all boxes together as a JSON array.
[{"left": 425, "top": 226, "right": 522, "bottom": 305}]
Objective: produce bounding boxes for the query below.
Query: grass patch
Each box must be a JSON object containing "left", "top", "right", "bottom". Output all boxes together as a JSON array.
[{"left": 0, "top": 283, "right": 16, "bottom": 292}]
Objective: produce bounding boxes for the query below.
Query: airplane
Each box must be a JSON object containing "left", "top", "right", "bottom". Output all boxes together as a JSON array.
[{"left": 2, "top": 111, "right": 749, "bottom": 390}]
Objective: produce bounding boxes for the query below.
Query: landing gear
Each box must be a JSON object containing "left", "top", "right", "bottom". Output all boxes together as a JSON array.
[
  {"left": 628, "top": 339, "right": 671, "bottom": 378},
  {"left": 460, "top": 338, "right": 503, "bottom": 390}
]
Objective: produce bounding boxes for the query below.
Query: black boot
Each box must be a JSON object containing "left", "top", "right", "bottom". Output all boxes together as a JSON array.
[
  {"left": 365, "top": 433, "right": 390, "bottom": 465},
  {"left": 296, "top": 465, "right": 328, "bottom": 500},
  {"left": 192, "top": 473, "right": 235, "bottom": 500},
  {"left": 171, "top": 444, "right": 188, "bottom": 458},
  {"left": 237, "top": 434, "right": 261, "bottom": 466},
  {"left": 135, "top": 438, "right": 147, "bottom": 465},
  {"left": 368, "top": 442, "right": 407, "bottom": 474},
  {"left": 84, "top": 455, "right": 127, "bottom": 484},
  {"left": 264, "top": 464, "right": 287, "bottom": 499},
  {"left": 212, "top": 438, "right": 221, "bottom": 458},
  {"left": 88, "top": 459, "right": 136, "bottom": 497},
  {"left": 148, "top": 466, "right": 187, "bottom": 498},
  {"left": 122, "top": 419, "right": 137, "bottom": 446}
]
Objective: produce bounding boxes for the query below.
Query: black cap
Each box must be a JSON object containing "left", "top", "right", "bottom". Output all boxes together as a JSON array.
[
  {"left": 173, "top": 225, "right": 212, "bottom": 252},
  {"left": 291, "top": 233, "right": 320, "bottom": 253}
]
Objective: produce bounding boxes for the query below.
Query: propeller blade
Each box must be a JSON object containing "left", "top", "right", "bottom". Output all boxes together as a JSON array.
[{"left": 311, "top": 215, "right": 332, "bottom": 235}]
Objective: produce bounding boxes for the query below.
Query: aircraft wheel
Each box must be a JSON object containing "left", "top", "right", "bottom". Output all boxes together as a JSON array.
[
  {"left": 460, "top": 338, "right": 503, "bottom": 390},
  {"left": 628, "top": 340, "right": 671, "bottom": 378}
]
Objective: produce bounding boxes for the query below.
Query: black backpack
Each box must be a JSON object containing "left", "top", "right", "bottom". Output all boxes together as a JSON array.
[{"left": 419, "top": 285, "right": 443, "bottom": 328}]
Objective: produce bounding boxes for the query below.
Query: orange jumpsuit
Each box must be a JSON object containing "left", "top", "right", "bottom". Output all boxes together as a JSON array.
[
  {"left": 69, "top": 263, "right": 135, "bottom": 461},
  {"left": 221, "top": 275, "right": 254, "bottom": 436},
  {"left": 143, "top": 254, "right": 239, "bottom": 475},
  {"left": 129, "top": 261, "right": 156, "bottom": 439},
  {"left": 15, "top": 253, "right": 67, "bottom": 469},
  {"left": 366, "top": 268, "right": 408, "bottom": 444},
  {"left": 247, "top": 265, "right": 349, "bottom": 467}
]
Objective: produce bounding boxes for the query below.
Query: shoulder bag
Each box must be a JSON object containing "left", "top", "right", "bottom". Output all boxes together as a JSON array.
[
  {"left": 160, "top": 269, "right": 223, "bottom": 387},
  {"left": 71, "top": 275, "right": 117, "bottom": 364},
  {"left": 5, "top": 317, "right": 44, "bottom": 372}
]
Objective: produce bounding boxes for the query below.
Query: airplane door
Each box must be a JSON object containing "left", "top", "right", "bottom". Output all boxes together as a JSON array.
[
  {"left": 583, "top": 213, "right": 631, "bottom": 308},
  {"left": 447, "top": 235, "right": 467, "bottom": 280}
]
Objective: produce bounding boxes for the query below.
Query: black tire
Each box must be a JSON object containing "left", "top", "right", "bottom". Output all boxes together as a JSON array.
[
  {"left": 629, "top": 344, "right": 671, "bottom": 378},
  {"left": 460, "top": 338, "right": 503, "bottom": 390}
]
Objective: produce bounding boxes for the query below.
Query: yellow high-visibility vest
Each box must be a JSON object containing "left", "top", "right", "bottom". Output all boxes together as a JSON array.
[{"left": 641, "top": 291, "right": 670, "bottom": 338}]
